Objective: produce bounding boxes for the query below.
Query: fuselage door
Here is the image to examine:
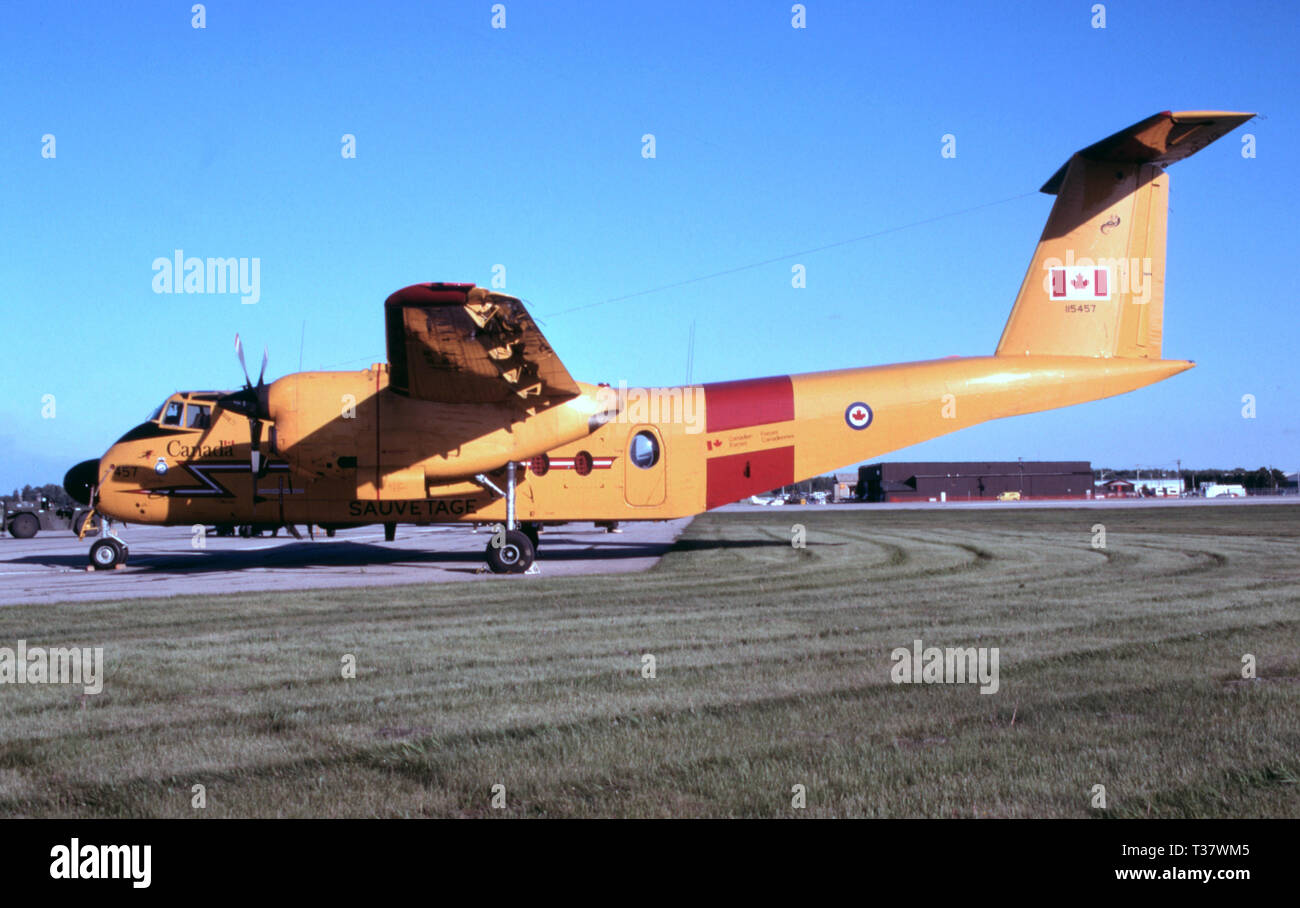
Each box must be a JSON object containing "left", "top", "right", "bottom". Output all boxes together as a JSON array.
[{"left": 623, "top": 426, "right": 666, "bottom": 507}]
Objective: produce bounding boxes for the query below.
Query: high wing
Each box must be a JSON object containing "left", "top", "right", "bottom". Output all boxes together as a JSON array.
[{"left": 384, "top": 282, "right": 581, "bottom": 408}]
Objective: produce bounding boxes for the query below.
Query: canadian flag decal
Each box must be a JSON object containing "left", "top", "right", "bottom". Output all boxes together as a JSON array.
[{"left": 1049, "top": 266, "right": 1110, "bottom": 301}]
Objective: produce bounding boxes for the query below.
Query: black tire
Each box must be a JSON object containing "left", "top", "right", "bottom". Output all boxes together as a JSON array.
[
  {"left": 384, "top": 522, "right": 396, "bottom": 542},
  {"left": 325, "top": 527, "right": 336, "bottom": 538},
  {"left": 520, "top": 522, "right": 540, "bottom": 550},
  {"left": 485, "top": 529, "right": 535, "bottom": 574},
  {"left": 89, "top": 537, "right": 127, "bottom": 570},
  {"left": 7, "top": 512, "right": 39, "bottom": 539}
]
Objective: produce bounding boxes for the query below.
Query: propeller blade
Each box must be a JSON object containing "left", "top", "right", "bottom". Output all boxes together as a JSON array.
[
  {"left": 228, "top": 334, "right": 273, "bottom": 503},
  {"left": 249, "top": 418, "right": 264, "bottom": 480},
  {"left": 235, "top": 334, "right": 252, "bottom": 387}
]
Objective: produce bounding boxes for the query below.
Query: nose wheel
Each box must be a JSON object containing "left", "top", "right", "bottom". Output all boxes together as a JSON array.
[{"left": 89, "top": 536, "right": 128, "bottom": 570}]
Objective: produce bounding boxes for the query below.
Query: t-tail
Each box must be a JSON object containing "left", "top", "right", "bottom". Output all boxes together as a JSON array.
[{"left": 996, "top": 110, "right": 1254, "bottom": 359}]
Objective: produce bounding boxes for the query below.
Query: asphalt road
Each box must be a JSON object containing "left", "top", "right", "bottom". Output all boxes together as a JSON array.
[{"left": 0, "top": 520, "right": 693, "bottom": 606}]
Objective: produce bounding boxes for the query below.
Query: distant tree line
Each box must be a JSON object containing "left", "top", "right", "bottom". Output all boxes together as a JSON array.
[
  {"left": 4, "top": 484, "right": 77, "bottom": 510},
  {"left": 1094, "top": 467, "right": 1292, "bottom": 490}
]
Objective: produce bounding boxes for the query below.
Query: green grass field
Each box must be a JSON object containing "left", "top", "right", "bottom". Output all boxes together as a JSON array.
[{"left": 1, "top": 505, "right": 1298, "bottom": 818}]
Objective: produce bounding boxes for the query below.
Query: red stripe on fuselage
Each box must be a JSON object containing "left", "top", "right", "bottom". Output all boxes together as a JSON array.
[
  {"left": 705, "top": 446, "right": 795, "bottom": 510},
  {"left": 704, "top": 375, "right": 794, "bottom": 433}
]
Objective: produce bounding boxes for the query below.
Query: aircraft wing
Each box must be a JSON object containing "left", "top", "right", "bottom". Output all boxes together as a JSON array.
[{"left": 384, "top": 283, "right": 581, "bottom": 408}]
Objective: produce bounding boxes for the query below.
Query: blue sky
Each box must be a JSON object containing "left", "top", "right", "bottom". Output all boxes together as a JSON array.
[{"left": 1, "top": 0, "right": 1295, "bottom": 491}]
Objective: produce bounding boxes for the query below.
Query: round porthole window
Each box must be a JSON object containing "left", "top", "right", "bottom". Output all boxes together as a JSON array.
[{"left": 629, "top": 430, "right": 660, "bottom": 469}]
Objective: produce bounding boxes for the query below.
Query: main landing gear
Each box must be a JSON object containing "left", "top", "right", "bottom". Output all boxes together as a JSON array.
[
  {"left": 485, "top": 528, "right": 534, "bottom": 574},
  {"left": 475, "top": 462, "right": 539, "bottom": 575}
]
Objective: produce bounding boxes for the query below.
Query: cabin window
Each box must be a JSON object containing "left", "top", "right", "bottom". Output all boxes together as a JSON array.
[
  {"left": 629, "top": 430, "right": 660, "bottom": 469},
  {"left": 186, "top": 404, "right": 212, "bottom": 429},
  {"left": 162, "top": 401, "right": 183, "bottom": 426}
]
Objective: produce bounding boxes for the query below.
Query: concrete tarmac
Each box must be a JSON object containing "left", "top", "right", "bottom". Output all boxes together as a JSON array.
[
  {"left": 5, "top": 497, "right": 1293, "bottom": 606},
  {"left": 0, "top": 520, "right": 693, "bottom": 606}
]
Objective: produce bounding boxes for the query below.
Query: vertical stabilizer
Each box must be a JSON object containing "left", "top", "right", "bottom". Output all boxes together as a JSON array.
[{"left": 996, "top": 111, "right": 1253, "bottom": 359}]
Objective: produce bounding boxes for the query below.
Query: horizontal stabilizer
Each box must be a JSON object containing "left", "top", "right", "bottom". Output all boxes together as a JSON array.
[{"left": 1041, "top": 110, "right": 1254, "bottom": 194}]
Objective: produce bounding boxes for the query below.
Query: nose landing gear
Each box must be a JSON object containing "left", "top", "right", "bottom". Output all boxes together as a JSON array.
[
  {"left": 75, "top": 484, "right": 128, "bottom": 570},
  {"left": 85, "top": 516, "right": 129, "bottom": 570}
]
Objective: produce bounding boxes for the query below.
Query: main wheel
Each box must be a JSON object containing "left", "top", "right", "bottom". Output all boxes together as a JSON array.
[
  {"left": 89, "top": 537, "right": 127, "bottom": 570},
  {"left": 485, "top": 529, "right": 535, "bottom": 574},
  {"left": 384, "top": 522, "right": 396, "bottom": 542},
  {"left": 7, "top": 512, "right": 39, "bottom": 539}
]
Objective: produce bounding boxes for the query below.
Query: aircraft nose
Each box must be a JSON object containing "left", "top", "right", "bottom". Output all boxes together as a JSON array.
[{"left": 63, "top": 459, "right": 101, "bottom": 505}]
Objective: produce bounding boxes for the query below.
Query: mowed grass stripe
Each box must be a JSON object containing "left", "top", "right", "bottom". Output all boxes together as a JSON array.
[{"left": 0, "top": 504, "right": 1297, "bottom": 816}]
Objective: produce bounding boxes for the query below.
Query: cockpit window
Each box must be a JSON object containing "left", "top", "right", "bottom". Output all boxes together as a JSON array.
[
  {"left": 162, "top": 401, "right": 183, "bottom": 426},
  {"left": 186, "top": 404, "right": 212, "bottom": 429}
]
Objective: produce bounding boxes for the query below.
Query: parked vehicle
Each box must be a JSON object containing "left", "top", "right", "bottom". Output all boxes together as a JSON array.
[
  {"left": 2, "top": 499, "right": 72, "bottom": 538},
  {"left": 1, "top": 497, "right": 102, "bottom": 539},
  {"left": 1203, "top": 483, "right": 1247, "bottom": 498}
]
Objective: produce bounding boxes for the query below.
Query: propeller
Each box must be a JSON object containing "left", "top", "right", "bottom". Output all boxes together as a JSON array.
[{"left": 217, "top": 334, "right": 272, "bottom": 503}]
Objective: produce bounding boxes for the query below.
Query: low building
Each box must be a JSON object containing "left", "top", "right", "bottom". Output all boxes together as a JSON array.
[
  {"left": 1134, "top": 477, "right": 1184, "bottom": 497},
  {"left": 1095, "top": 477, "right": 1184, "bottom": 497},
  {"left": 1095, "top": 478, "right": 1135, "bottom": 497},
  {"left": 858, "top": 461, "right": 1093, "bottom": 502},
  {"left": 832, "top": 473, "right": 857, "bottom": 502}
]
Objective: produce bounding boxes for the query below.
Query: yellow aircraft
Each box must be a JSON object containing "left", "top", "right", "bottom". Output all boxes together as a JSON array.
[{"left": 63, "top": 110, "right": 1252, "bottom": 573}]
